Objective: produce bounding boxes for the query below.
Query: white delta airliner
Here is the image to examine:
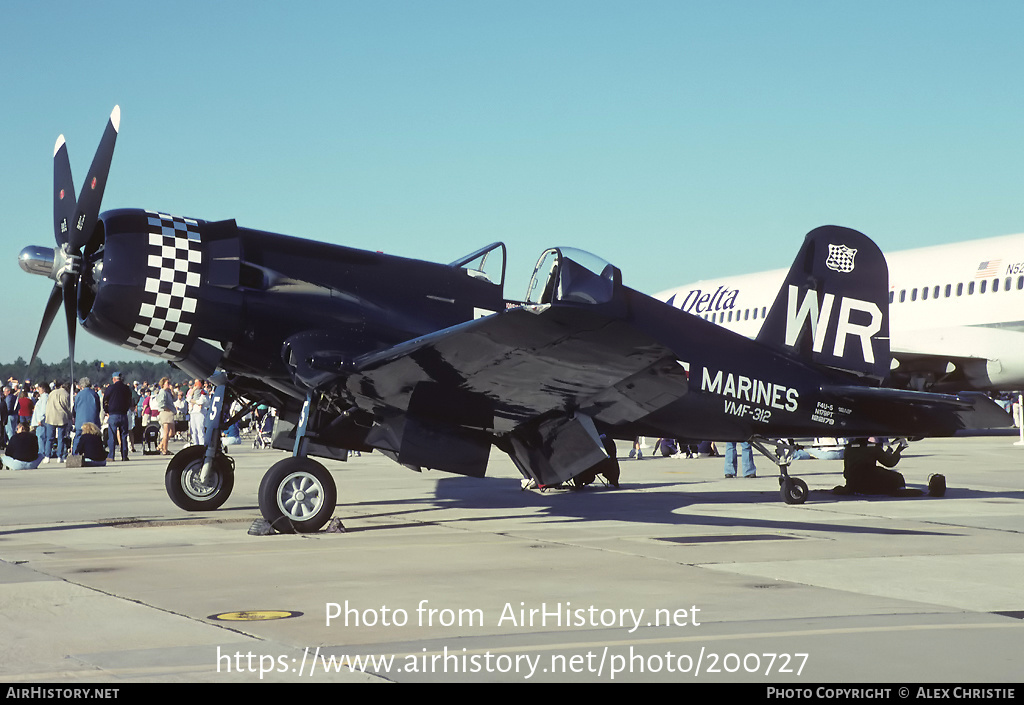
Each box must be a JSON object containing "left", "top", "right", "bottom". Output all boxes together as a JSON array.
[{"left": 656, "top": 231, "right": 1024, "bottom": 393}]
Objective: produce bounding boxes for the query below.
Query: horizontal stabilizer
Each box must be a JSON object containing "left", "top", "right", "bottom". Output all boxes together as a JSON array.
[
  {"left": 822, "top": 385, "right": 977, "bottom": 409},
  {"left": 822, "top": 385, "right": 1012, "bottom": 430}
]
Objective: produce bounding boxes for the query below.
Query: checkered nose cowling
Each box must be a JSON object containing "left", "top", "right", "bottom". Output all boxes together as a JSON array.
[
  {"left": 123, "top": 211, "right": 203, "bottom": 358},
  {"left": 79, "top": 208, "right": 215, "bottom": 362}
]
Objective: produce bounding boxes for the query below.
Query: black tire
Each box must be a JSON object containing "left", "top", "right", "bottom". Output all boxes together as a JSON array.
[
  {"left": 165, "top": 445, "right": 235, "bottom": 511},
  {"left": 928, "top": 473, "right": 946, "bottom": 497},
  {"left": 780, "top": 477, "right": 808, "bottom": 505},
  {"left": 601, "top": 436, "right": 620, "bottom": 487},
  {"left": 258, "top": 457, "right": 337, "bottom": 533}
]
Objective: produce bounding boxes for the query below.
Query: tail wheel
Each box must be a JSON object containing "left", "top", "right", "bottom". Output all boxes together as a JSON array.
[
  {"left": 780, "top": 477, "right": 809, "bottom": 505},
  {"left": 258, "top": 457, "right": 337, "bottom": 533},
  {"left": 165, "top": 445, "right": 235, "bottom": 511}
]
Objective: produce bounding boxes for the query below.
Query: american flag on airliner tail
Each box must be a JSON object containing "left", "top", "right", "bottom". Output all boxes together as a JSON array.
[{"left": 976, "top": 259, "right": 1001, "bottom": 277}]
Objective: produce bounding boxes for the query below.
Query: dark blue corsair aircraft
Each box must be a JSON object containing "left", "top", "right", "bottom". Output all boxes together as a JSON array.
[{"left": 20, "top": 107, "right": 1009, "bottom": 532}]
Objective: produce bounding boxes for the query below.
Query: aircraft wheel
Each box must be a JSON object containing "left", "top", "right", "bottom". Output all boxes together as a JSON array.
[
  {"left": 601, "top": 436, "right": 620, "bottom": 487},
  {"left": 165, "top": 445, "right": 235, "bottom": 511},
  {"left": 259, "top": 457, "right": 337, "bottom": 533},
  {"left": 780, "top": 477, "right": 808, "bottom": 505}
]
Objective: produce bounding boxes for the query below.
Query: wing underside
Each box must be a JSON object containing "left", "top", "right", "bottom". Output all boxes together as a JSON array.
[{"left": 348, "top": 303, "right": 690, "bottom": 434}]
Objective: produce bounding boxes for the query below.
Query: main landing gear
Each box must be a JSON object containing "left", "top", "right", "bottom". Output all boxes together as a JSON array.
[
  {"left": 258, "top": 456, "right": 337, "bottom": 534},
  {"left": 749, "top": 439, "right": 809, "bottom": 505},
  {"left": 256, "top": 394, "right": 337, "bottom": 534},
  {"left": 165, "top": 377, "right": 238, "bottom": 513},
  {"left": 165, "top": 444, "right": 235, "bottom": 511},
  {"left": 163, "top": 382, "right": 339, "bottom": 534},
  {"left": 163, "top": 445, "right": 338, "bottom": 533}
]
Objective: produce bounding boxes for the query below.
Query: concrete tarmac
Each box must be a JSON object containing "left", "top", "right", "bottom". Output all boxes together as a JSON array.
[{"left": 0, "top": 435, "right": 1022, "bottom": 683}]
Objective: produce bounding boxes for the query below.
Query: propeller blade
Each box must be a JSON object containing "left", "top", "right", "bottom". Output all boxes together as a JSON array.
[
  {"left": 64, "top": 280, "right": 77, "bottom": 385},
  {"left": 31, "top": 283, "right": 64, "bottom": 364},
  {"left": 69, "top": 105, "right": 119, "bottom": 252},
  {"left": 53, "top": 135, "right": 76, "bottom": 248}
]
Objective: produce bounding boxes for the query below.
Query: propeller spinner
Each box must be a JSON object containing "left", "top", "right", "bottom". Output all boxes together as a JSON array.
[{"left": 19, "top": 105, "right": 120, "bottom": 382}]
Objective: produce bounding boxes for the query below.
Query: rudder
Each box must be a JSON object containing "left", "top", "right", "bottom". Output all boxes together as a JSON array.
[{"left": 755, "top": 225, "right": 890, "bottom": 380}]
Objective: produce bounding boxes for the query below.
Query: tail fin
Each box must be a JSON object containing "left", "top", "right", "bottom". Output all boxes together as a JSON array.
[{"left": 755, "top": 225, "right": 890, "bottom": 380}]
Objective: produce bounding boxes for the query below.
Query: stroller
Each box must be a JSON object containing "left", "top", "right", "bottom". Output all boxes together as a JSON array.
[
  {"left": 142, "top": 423, "right": 162, "bottom": 455},
  {"left": 252, "top": 410, "right": 274, "bottom": 449}
]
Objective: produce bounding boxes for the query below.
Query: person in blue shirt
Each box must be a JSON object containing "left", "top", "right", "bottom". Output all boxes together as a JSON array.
[{"left": 72, "top": 377, "right": 101, "bottom": 455}]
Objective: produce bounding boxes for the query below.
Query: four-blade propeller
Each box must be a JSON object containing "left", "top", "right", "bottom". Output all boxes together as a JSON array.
[{"left": 24, "top": 105, "right": 120, "bottom": 383}]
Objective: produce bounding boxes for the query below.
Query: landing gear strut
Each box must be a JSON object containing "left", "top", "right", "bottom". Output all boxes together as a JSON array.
[
  {"left": 165, "top": 372, "right": 237, "bottom": 511},
  {"left": 256, "top": 394, "right": 338, "bottom": 533},
  {"left": 749, "top": 439, "right": 809, "bottom": 505}
]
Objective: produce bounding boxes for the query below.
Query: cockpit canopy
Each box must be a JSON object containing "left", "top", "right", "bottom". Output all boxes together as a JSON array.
[{"left": 525, "top": 247, "right": 622, "bottom": 306}]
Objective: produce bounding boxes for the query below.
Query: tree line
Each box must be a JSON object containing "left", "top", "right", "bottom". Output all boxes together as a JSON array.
[{"left": 0, "top": 357, "right": 196, "bottom": 387}]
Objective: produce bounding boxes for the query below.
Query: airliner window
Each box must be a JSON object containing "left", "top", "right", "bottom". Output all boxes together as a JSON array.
[
  {"left": 957, "top": 283, "right": 963, "bottom": 296},
  {"left": 933, "top": 285, "right": 940, "bottom": 299},
  {"left": 1018, "top": 276, "right": 1023, "bottom": 290},
  {"left": 944, "top": 284, "right": 951, "bottom": 298},
  {"left": 1005, "top": 277, "right": 1011, "bottom": 291},
  {"left": 969, "top": 282, "right": 975, "bottom": 295},
  {"left": 980, "top": 280, "right": 987, "bottom": 294},
  {"left": 888, "top": 292, "right": 894, "bottom": 304},
  {"left": 922, "top": 287, "right": 928, "bottom": 301},
  {"left": 911, "top": 288, "right": 917, "bottom": 302},
  {"left": 899, "top": 290, "right": 906, "bottom": 303},
  {"left": 994, "top": 278, "right": 1000, "bottom": 293}
]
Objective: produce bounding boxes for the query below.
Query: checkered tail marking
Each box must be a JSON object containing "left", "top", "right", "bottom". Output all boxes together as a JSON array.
[{"left": 122, "top": 211, "right": 202, "bottom": 359}]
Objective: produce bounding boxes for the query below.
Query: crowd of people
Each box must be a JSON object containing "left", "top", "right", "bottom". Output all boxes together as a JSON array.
[{"left": 0, "top": 372, "right": 225, "bottom": 470}]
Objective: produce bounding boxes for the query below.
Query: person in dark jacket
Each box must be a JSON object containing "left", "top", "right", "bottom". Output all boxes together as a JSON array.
[
  {"left": 2, "top": 423, "right": 42, "bottom": 469},
  {"left": 76, "top": 423, "right": 107, "bottom": 466},
  {"left": 835, "top": 438, "right": 920, "bottom": 496},
  {"left": 103, "top": 372, "right": 133, "bottom": 461}
]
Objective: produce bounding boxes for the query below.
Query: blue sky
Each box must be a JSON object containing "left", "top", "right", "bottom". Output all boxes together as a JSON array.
[{"left": 3, "top": 1, "right": 1024, "bottom": 364}]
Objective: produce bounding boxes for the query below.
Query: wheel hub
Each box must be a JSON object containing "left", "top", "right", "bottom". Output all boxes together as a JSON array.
[
  {"left": 278, "top": 472, "right": 324, "bottom": 519},
  {"left": 184, "top": 465, "right": 219, "bottom": 498}
]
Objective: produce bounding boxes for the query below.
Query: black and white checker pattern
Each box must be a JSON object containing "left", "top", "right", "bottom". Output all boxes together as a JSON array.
[
  {"left": 122, "top": 211, "right": 202, "bottom": 359},
  {"left": 825, "top": 243, "right": 857, "bottom": 274}
]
